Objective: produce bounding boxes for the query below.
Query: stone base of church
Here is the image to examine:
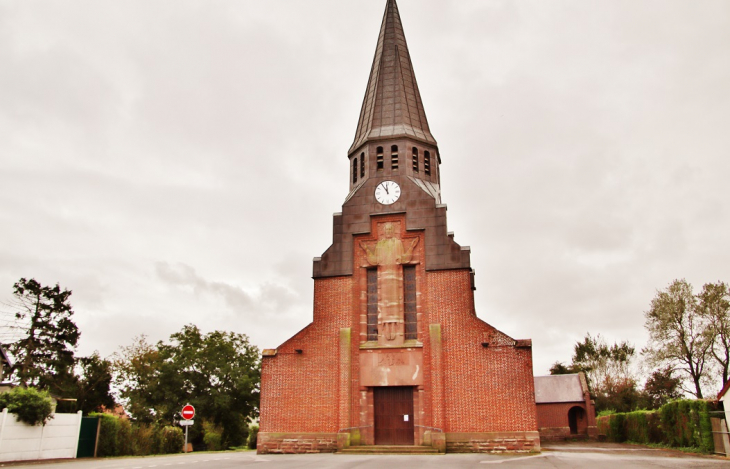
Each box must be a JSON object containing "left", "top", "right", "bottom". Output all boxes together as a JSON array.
[
  {"left": 258, "top": 431, "right": 540, "bottom": 454},
  {"left": 445, "top": 431, "right": 541, "bottom": 453},
  {"left": 257, "top": 432, "right": 339, "bottom": 454}
]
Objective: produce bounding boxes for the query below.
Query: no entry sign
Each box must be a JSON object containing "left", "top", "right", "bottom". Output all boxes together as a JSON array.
[{"left": 181, "top": 404, "right": 195, "bottom": 420}]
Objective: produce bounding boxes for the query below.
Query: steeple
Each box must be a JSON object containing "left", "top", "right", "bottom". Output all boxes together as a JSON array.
[{"left": 348, "top": 0, "right": 437, "bottom": 156}]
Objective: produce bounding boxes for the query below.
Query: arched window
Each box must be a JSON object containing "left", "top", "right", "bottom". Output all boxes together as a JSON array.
[
  {"left": 424, "top": 151, "right": 431, "bottom": 175},
  {"left": 360, "top": 152, "right": 365, "bottom": 178},
  {"left": 391, "top": 145, "right": 399, "bottom": 170},
  {"left": 412, "top": 147, "right": 419, "bottom": 172},
  {"left": 352, "top": 157, "right": 358, "bottom": 183},
  {"left": 376, "top": 146, "right": 384, "bottom": 170}
]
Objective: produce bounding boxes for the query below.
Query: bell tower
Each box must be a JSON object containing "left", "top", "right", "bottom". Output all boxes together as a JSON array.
[
  {"left": 314, "top": 0, "right": 470, "bottom": 281},
  {"left": 347, "top": 0, "right": 440, "bottom": 194}
]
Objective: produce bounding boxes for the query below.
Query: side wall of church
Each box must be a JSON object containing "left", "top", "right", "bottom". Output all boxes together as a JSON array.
[
  {"left": 426, "top": 269, "right": 540, "bottom": 452},
  {"left": 258, "top": 276, "right": 352, "bottom": 454}
]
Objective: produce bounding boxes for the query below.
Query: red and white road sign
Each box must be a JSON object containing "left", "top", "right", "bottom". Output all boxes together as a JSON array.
[{"left": 181, "top": 404, "right": 195, "bottom": 420}]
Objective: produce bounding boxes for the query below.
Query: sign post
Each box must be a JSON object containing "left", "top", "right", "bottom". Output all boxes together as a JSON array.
[{"left": 180, "top": 404, "right": 195, "bottom": 453}]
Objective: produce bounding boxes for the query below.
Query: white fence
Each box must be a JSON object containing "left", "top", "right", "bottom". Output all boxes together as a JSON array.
[{"left": 0, "top": 408, "right": 82, "bottom": 462}]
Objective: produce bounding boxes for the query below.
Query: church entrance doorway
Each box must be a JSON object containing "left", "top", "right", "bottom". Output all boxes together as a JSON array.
[{"left": 374, "top": 386, "right": 414, "bottom": 445}]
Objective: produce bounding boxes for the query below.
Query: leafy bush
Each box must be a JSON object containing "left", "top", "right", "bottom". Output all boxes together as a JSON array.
[
  {"left": 203, "top": 421, "right": 223, "bottom": 451},
  {"left": 93, "top": 413, "right": 183, "bottom": 456},
  {"left": 94, "top": 413, "right": 122, "bottom": 457},
  {"left": 609, "top": 413, "right": 626, "bottom": 442},
  {"left": 247, "top": 424, "right": 258, "bottom": 449},
  {"left": 131, "top": 424, "right": 157, "bottom": 456},
  {"left": 596, "top": 413, "right": 629, "bottom": 442},
  {"left": 158, "top": 426, "right": 184, "bottom": 454},
  {"left": 597, "top": 399, "right": 718, "bottom": 453},
  {"left": 660, "top": 399, "right": 715, "bottom": 451},
  {"left": 0, "top": 387, "right": 54, "bottom": 426},
  {"left": 623, "top": 411, "right": 662, "bottom": 444},
  {"left": 117, "top": 417, "right": 134, "bottom": 455}
]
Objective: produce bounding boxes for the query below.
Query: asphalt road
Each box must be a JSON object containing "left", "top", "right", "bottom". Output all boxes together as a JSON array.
[{"left": 2, "top": 443, "right": 727, "bottom": 469}]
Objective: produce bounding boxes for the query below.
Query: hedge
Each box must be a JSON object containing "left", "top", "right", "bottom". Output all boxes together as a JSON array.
[
  {"left": 660, "top": 399, "right": 715, "bottom": 452},
  {"left": 247, "top": 424, "right": 258, "bottom": 449},
  {"left": 91, "top": 413, "right": 184, "bottom": 456},
  {"left": 596, "top": 399, "right": 718, "bottom": 452}
]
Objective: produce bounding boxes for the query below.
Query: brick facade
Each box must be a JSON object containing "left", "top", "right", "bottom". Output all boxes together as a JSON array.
[
  {"left": 259, "top": 215, "right": 539, "bottom": 453},
  {"left": 258, "top": 0, "right": 539, "bottom": 454}
]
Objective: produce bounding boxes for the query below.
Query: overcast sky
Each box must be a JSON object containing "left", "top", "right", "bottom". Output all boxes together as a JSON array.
[{"left": 1, "top": 0, "right": 728, "bottom": 382}]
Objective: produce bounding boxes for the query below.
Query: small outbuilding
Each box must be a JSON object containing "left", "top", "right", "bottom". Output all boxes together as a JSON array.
[{"left": 534, "top": 373, "right": 597, "bottom": 440}]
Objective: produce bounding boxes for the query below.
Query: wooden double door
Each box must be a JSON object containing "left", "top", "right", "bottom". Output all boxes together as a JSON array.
[{"left": 374, "top": 386, "right": 414, "bottom": 445}]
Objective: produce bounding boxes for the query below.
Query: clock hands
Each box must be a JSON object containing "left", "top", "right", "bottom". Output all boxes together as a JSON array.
[{"left": 375, "top": 181, "right": 400, "bottom": 205}]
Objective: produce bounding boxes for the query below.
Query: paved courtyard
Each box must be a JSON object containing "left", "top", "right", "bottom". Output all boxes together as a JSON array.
[{"left": 4, "top": 443, "right": 727, "bottom": 469}]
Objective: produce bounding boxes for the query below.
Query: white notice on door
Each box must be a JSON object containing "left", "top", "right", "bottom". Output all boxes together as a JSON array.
[{"left": 403, "top": 415, "right": 409, "bottom": 422}]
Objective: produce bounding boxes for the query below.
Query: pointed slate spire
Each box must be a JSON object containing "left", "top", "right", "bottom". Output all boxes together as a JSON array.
[{"left": 348, "top": 0, "right": 436, "bottom": 155}]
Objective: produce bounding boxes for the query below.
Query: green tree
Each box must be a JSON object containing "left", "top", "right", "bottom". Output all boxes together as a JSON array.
[
  {"left": 594, "top": 376, "right": 644, "bottom": 413},
  {"left": 549, "top": 361, "right": 581, "bottom": 375},
  {"left": 643, "top": 279, "right": 713, "bottom": 398},
  {"left": 73, "top": 352, "right": 116, "bottom": 414},
  {"left": 552, "top": 333, "right": 640, "bottom": 412},
  {"left": 115, "top": 325, "right": 260, "bottom": 449},
  {"left": 697, "top": 281, "right": 730, "bottom": 386},
  {"left": 6, "top": 278, "right": 80, "bottom": 393},
  {"left": 572, "top": 333, "right": 636, "bottom": 392},
  {"left": 643, "top": 366, "right": 682, "bottom": 409},
  {"left": 114, "top": 335, "right": 162, "bottom": 423}
]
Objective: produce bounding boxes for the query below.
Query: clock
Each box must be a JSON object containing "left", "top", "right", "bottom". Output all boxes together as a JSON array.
[{"left": 374, "top": 180, "right": 401, "bottom": 205}]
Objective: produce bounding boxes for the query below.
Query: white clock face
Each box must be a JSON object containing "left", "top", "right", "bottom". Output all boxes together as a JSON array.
[{"left": 374, "top": 181, "right": 401, "bottom": 205}]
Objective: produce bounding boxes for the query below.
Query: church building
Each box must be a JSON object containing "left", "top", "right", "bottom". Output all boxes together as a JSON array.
[{"left": 259, "top": 0, "right": 539, "bottom": 453}]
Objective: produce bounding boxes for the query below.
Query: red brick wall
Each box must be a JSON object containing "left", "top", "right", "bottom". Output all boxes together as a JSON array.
[
  {"left": 427, "top": 269, "right": 538, "bottom": 433},
  {"left": 260, "top": 276, "right": 352, "bottom": 434},
  {"left": 536, "top": 402, "right": 593, "bottom": 440},
  {"left": 537, "top": 402, "right": 582, "bottom": 429}
]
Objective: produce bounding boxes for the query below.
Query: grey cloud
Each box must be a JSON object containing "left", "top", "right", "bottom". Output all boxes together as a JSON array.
[{"left": 155, "top": 262, "right": 298, "bottom": 313}]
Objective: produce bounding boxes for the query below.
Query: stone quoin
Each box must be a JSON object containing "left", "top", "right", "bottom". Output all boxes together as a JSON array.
[{"left": 258, "top": 0, "right": 540, "bottom": 454}]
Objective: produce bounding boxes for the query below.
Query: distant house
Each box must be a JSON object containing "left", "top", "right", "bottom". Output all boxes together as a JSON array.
[
  {"left": 101, "top": 404, "right": 129, "bottom": 419},
  {"left": 534, "top": 373, "right": 597, "bottom": 440}
]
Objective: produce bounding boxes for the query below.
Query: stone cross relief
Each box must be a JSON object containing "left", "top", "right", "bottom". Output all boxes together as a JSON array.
[{"left": 359, "top": 222, "right": 419, "bottom": 346}]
